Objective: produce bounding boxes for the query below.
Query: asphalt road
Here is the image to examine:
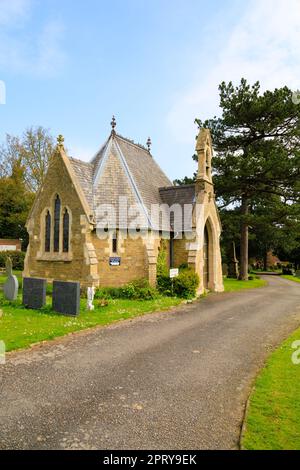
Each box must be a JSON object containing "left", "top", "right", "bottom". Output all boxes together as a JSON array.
[{"left": 1, "top": 275, "right": 300, "bottom": 450}]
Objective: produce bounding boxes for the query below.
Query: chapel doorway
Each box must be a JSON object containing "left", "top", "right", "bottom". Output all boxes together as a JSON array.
[{"left": 203, "top": 225, "right": 209, "bottom": 289}]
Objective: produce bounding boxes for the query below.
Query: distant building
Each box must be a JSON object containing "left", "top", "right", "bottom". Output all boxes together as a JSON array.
[{"left": 24, "top": 119, "right": 224, "bottom": 294}]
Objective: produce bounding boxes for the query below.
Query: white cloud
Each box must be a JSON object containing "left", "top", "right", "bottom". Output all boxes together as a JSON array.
[
  {"left": 0, "top": 0, "right": 31, "bottom": 26},
  {"left": 166, "top": 0, "right": 300, "bottom": 145},
  {"left": 0, "top": 0, "right": 66, "bottom": 77}
]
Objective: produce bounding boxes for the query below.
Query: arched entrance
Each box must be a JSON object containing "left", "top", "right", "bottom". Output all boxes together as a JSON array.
[{"left": 203, "top": 224, "right": 209, "bottom": 289}]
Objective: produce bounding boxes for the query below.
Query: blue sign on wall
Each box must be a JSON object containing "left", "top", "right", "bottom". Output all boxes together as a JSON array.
[{"left": 109, "top": 257, "right": 121, "bottom": 266}]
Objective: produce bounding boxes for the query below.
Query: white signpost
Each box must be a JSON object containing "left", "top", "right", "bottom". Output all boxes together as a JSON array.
[{"left": 169, "top": 268, "right": 179, "bottom": 296}]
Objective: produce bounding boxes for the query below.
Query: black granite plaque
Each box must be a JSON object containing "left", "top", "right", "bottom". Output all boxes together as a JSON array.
[
  {"left": 52, "top": 280, "right": 80, "bottom": 316},
  {"left": 23, "top": 277, "right": 47, "bottom": 309}
]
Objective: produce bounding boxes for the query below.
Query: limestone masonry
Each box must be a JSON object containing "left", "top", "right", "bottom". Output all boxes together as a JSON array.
[{"left": 24, "top": 121, "right": 224, "bottom": 294}]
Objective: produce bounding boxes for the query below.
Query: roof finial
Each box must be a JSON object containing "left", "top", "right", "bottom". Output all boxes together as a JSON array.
[
  {"left": 111, "top": 115, "right": 116, "bottom": 135},
  {"left": 146, "top": 137, "right": 152, "bottom": 153},
  {"left": 57, "top": 134, "right": 65, "bottom": 148}
]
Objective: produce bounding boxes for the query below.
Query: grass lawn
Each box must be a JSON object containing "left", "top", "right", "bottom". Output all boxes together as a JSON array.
[
  {"left": 223, "top": 277, "right": 267, "bottom": 292},
  {"left": 242, "top": 327, "right": 300, "bottom": 450},
  {"left": 0, "top": 287, "right": 181, "bottom": 352},
  {"left": 0, "top": 272, "right": 267, "bottom": 353},
  {"left": 0, "top": 270, "right": 23, "bottom": 287},
  {"left": 281, "top": 275, "right": 300, "bottom": 284}
]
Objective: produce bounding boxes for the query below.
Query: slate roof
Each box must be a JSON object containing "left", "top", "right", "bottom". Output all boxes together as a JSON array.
[
  {"left": 69, "top": 157, "right": 94, "bottom": 209},
  {"left": 159, "top": 185, "right": 196, "bottom": 207},
  {"left": 159, "top": 185, "right": 196, "bottom": 232},
  {"left": 68, "top": 133, "right": 196, "bottom": 231}
]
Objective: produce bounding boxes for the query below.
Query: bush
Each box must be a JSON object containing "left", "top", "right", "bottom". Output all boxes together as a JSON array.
[
  {"left": 95, "top": 279, "right": 159, "bottom": 301},
  {"left": 157, "top": 275, "right": 173, "bottom": 296},
  {"left": 173, "top": 269, "right": 199, "bottom": 299},
  {"left": 178, "top": 262, "right": 189, "bottom": 270},
  {"left": 157, "top": 240, "right": 169, "bottom": 276},
  {"left": 95, "top": 286, "right": 122, "bottom": 300},
  {"left": 282, "top": 266, "right": 295, "bottom": 275},
  {"left": 0, "top": 251, "right": 25, "bottom": 271}
]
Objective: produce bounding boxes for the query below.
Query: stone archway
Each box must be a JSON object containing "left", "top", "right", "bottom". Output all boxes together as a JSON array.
[
  {"left": 203, "top": 224, "right": 209, "bottom": 289},
  {"left": 203, "top": 217, "right": 216, "bottom": 291}
]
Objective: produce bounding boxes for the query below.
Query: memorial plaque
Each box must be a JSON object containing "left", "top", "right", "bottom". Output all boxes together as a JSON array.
[
  {"left": 52, "top": 280, "right": 80, "bottom": 316},
  {"left": 23, "top": 277, "right": 47, "bottom": 309}
]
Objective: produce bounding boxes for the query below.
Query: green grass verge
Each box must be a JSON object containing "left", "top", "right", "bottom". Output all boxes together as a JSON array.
[
  {"left": 223, "top": 277, "right": 267, "bottom": 292},
  {"left": 0, "top": 272, "right": 266, "bottom": 353},
  {"left": 0, "top": 270, "right": 23, "bottom": 287},
  {"left": 0, "top": 291, "right": 181, "bottom": 353},
  {"left": 281, "top": 275, "right": 300, "bottom": 284},
  {"left": 242, "top": 327, "right": 300, "bottom": 450}
]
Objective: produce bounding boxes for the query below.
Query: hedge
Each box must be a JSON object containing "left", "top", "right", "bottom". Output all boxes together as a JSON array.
[
  {"left": 157, "top": 268, "right": 199, "bottom": 299},
  {"left": 95, "top": 278, "right": 159, "bottom": 301},
  {"left": 0, "top": 251, "right": 25, "bottom": 271}
]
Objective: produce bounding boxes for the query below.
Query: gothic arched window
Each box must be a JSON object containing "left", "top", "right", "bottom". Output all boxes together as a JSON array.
[
  {"left": 45, "top": 210, "right": 51, "bottom": 252},
  {"left": 206, "top": 149, "right": 210, "bottom": 177},
  {"left": 54, "top": 195, "right": 61, "bottom": 252},
  {"left": 63, "top": 208, "right": 70, "bottom": 253},
  {"left": 112, "top": 230, "right": 118, "bottom": 254}
]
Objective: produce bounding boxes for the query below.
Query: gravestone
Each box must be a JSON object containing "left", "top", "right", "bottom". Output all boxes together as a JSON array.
[
  {"left": 52, "top": 281, "right": 80, "bottom": 316},
  {"left": 3, "top": 257, "right": 18, "bottom": 301},
  {"left": 23, "top": 278, "right": 46, "bottom": 309}
]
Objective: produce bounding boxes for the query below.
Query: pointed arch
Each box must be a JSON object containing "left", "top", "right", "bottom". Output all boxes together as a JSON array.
[
  {"left": 203, "top": 224, "right": 209, "bottom": 288},
  {"left": 63, "top": 208, "right": 70, "bottom": 253},
  {"left": 45, "top": 210, "right": 51, "bottom": 252},
  {"left": 203, "top": 215, "right": 218, "bottom": 290},
  {"left": 54, "top": 194, "right": 61, "bottom": 252}
]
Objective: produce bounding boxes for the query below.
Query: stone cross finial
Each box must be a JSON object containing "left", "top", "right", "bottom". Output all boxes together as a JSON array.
[
  {"left": 146, "top": 137, "right": 152, "bottom": 153},
  {"left": 111, "top": 115, "right": 116, "bottom": 135},
  {"left": 57, "top": 134, "right": 65, "bottom": 148}
]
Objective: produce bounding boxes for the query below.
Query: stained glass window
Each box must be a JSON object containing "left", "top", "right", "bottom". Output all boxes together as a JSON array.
[
  {"left": 54, "top": 195, "right": 61, "bottom": 252},
  {"left": 45, "top": 210, "right": 51, "bottom": 252},
  {"left": 63, "top": 209, "right": 70, "bottom": 253},
  {"left": 112, "top": 231, "right": 118, "bottom": 253}
]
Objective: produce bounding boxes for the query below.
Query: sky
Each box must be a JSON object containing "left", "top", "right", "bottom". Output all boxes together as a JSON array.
[{"left": 0, "top": 0, "right": 300, "bottom": 181}]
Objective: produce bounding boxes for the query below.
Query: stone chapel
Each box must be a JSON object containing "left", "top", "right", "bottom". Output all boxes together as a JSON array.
[{"left": 24, "top": 118, "right": 224, "bottom": 294}]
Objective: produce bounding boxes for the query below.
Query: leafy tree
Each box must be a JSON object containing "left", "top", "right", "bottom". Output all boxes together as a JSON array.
[
  {"left": 0, "top": 126, "right": 55, "bottom": 192},
  {"left": 0, "top": 161, "right": 34, "bottom": 248},
  {"left": 173, "top": 175, "right": 196, "bottom": 186}
]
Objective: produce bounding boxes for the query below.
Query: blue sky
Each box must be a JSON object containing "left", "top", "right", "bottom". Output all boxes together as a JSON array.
[{"left": 0, "top": 0, "right": 300, "bottom": 180}]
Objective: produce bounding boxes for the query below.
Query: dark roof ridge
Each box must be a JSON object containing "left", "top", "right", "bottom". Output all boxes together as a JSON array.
[
  {"left": 115, "top": 133, "right": 150, "bottom": 153},
  {"left": 90, "top": 136, "right": 110, "bottom": 166},
  {"left": 159, "top": 184, "right": 195, "bottom": 191},
  {"left": 69, "top": 156, "right": 93, "bottom": 166}
]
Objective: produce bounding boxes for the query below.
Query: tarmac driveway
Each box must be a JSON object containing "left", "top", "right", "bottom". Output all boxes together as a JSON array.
[{"left": 1, "top": 275, "right": 300, "bottom": 450}]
